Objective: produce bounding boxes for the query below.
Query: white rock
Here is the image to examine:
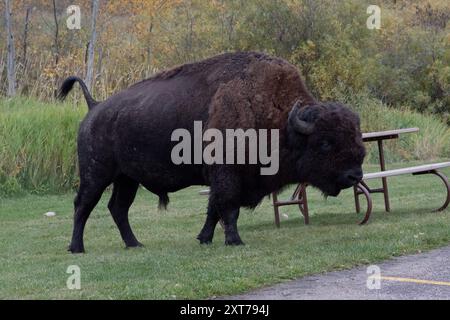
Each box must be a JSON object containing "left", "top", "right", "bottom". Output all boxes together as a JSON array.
[
  {"left": 44, "top": 212, "right": 56, "bottom": 217},
  {"left": 282, "top": 213, "right": 289, "bottom": 219}
]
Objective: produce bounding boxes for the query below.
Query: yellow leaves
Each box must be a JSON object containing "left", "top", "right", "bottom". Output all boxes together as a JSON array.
[
  {"left": 42, "top": 67, "right": 57, "bottom": 80},
  {"left": 2, "top": 0, "right": 448, "bottom": 120},
  {"left": 299, "top": 40, "right": 317, "bottom": 61},
  {"left": 105, "top": 0, "right": 179, "bottom": 18},
  {"left": 42, "top": 54, "right": 80, "bottom": 81}
]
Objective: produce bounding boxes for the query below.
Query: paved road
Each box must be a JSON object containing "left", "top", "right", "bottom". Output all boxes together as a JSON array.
[{"left": 227, "top": 246, "right": 450, "bottom": 300}]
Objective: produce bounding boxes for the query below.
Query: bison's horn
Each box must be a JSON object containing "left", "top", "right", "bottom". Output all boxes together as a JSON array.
[{"left": 288, "top": 105, "right": 315, "bottom": 135}]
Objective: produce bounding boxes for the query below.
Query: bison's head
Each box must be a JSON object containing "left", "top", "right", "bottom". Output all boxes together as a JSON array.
[{"left": 287, "top": 101, "right": 365, "bottom": 197}]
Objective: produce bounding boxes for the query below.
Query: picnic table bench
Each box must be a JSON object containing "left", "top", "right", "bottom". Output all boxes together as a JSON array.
[
  {"left": 354, "top": 162, "right": 450, "bottom": 225},
  {"left": 273, "top": 128, "right": 450, "bottom": 226}
]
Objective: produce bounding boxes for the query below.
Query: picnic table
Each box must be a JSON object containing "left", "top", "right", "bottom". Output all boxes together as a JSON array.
[
  {"left": 354, "top": 128, "right": 419, "bottom": 218},
  {"left": 273, "top": 127, "right": 450, "bottom": 226}
]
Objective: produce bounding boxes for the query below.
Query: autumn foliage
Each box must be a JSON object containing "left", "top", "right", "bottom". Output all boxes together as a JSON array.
[{"left": 0, "top": 0, "right": 449, "bottom": 121}]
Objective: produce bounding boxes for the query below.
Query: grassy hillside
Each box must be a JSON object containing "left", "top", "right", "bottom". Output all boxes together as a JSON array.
[
  {"left": 0, "top": 96, "right": 449, "bottom": 196},
  {"left": 0, "top": 97, "right": 85, "bottom": 196},
  {"left": 339, "top": 92, "right": 450, "bottom": 162}
]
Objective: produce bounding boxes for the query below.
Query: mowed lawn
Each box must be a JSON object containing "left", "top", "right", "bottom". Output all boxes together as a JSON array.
[{"left": 1, "top": 163, "right": 450, "bottom": 299}]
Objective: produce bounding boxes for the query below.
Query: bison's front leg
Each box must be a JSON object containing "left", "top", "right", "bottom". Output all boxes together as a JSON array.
[
  {"left": 198, "top": 205, "right": 243, "bottom": 245},
  {"left": 201, "top": 168, "right": 244, "bottom": 245},
  {"left": 197, "top": 206, "right": 220, "bottom": 244},
  {"left": 221, "top": 208, "right": 244, "bottom": 245}
]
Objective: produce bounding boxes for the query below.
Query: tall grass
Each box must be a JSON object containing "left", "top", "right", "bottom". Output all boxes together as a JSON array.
[
  {"left": 0, "top": 97, "right": 85, "bottom": 196},
  {"left": 338, "top": 92, "right": 450, "bottom": 163},
  {"left": 0, "top": 96, "right": 449, "bottom": 197}
]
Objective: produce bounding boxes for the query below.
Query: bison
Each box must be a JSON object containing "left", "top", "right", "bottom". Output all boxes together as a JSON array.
[{"left": 59, "top": 52, "right": 365, "bottom": 253}]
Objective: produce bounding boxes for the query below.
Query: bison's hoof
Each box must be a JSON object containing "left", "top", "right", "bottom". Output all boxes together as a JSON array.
[
  {"left": 225, "top": 237, "right": 245, "bottom": 246},
  {"left": 197, "top": 230, "right": 214, "bottom": 244},
  {"left": 198, "top": 239, "right": 213, "bottom": 245},
  {"left": 197, "top": 234, "right": 213, "bottom": 245},
  {"left": 125, "top": 241, "right": 144, "bottom": 249},
  {"left": 68, "top": 244, "right": 85, "bottom": 254}
]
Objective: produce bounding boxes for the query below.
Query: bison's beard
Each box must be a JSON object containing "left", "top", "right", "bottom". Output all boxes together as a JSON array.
[
  {"left": 298, "top": 166, "right": 347, "bottom": 197},
  {"left": 311, "top": 180, "right": 344, "bottom": 198},
  {"left": 314, "top": 174, "right": 360, "bottom": 197},
  {"left": 322, "top": 186, "right": 341, "bottom": 197}
]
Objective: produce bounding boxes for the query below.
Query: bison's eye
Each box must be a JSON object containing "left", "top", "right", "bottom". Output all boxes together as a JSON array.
[{"left": 320, "top": 140, "right": 333, "bottom": 153}]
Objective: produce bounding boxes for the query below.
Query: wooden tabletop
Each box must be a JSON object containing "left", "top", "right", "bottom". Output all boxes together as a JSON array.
[{"left": 362, "top": 127, "right": 419, "bottom": 141}]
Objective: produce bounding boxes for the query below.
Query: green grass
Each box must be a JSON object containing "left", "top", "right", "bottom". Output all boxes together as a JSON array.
[{"left": 1, "top": 162, "right": 450, "bottom": 299}]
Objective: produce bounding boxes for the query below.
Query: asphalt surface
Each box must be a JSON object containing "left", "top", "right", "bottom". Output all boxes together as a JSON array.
[{"left": 227, "top": 245, "right": 450, "bottom": 300}]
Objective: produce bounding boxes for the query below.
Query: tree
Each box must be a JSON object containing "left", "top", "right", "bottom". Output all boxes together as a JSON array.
[
  {"left": 51, "top": 0, "right": 59, "bottom": 67},
  {"left": 4, "top": 0, "right": 16, "bottom": 96},
  {"left": 22, "top": 6, "right": 31, "bottom": 71},
  {"left": 85, "top": 0, "right": 100, "bottom": 92}
]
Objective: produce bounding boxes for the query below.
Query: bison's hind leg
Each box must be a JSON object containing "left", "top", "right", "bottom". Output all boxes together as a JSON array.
[
  {"left": 108, "top": 175, "right": 143, "bottom": 249},
  {"left": 69, "top": 176, "right": 111, "bottom": 254}
]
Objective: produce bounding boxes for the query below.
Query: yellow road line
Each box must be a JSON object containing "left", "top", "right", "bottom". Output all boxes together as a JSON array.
[{"left": 380, "top": 276, "right": 450, "bottom": 287}]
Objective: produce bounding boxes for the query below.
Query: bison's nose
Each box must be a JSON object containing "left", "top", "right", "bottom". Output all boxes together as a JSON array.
[{"left": 346, "top": 168, "right": 363, "bottom": 184}]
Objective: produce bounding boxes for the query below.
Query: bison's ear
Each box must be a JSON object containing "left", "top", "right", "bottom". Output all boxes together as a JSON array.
[{"left": 288, "top": 102, "right": 320, "bottom": 135}]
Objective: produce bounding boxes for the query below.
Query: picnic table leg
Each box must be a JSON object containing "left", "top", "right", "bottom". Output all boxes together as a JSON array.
[
  {"left": 378, "top": 140, "right": 391, "bottom": 212},
  {"left": 432, "top": 171, "right": 450, "bottom": 212},
  {"left": 272, "top": 192, "right": 281, "bottom": 228},
  {"left": 353, "top": 185, "right": 361, "bottom": 213},
  {"left": 357, "top": 183, "right": 373, "bottom": 225},
  {"left": 413, "top": 170, "right": 450, "bottom": 212},
  {"left": 299, "top": 184, "right": 309, "bottom": 225}
]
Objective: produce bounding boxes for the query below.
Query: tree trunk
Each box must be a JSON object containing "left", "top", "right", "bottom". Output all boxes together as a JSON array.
[
  {"left": 23, "top": 7, "right": 32, "bottom": 71},
  {"left": 96, "top": 46, "right": 103, "bottom": 80},
  {"left": 52, "top": 0, "right": 59, "bottom": 66},
  {"left": 51, "top": 0, "right": 60, "bottom": 97},
  {"left": 5, "top": 0, "right": 16, "bottom": 97},
  {"left": 85, "top": 0, "right": 100, "bottom": 92}
]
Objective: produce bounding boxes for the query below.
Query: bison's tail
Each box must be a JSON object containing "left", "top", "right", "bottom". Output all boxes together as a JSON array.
[{"left": 57, "top": 76, "right": 98, "bottom": 110}]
